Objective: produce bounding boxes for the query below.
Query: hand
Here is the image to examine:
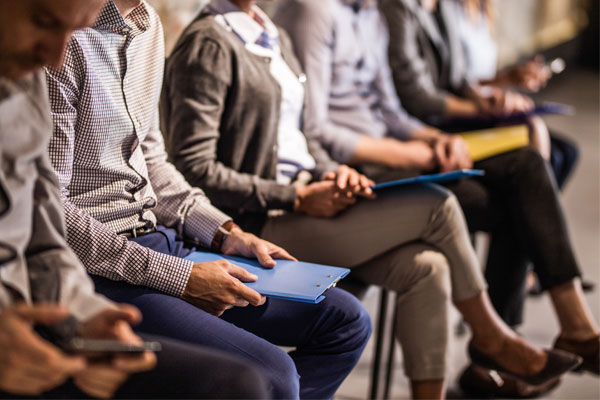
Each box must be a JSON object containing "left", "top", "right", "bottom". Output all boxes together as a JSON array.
[
  {"left": 509, "top": 56, "right": 552, "bottom": 92},
  {"left": 322, "top": 165, "right": 376, "bottom": 199},
  {"left": 295, "top": 180, "right": 358, "bottom": 217},
  {"left": 74, "top": 305, "right": 156, "bottom": 399},
  {"left": 221, "top": 227, "right": 296, "bottom": 267},
  {"left": 0, "top": 304, "right": 86, "bottom": 396},
  {"left": 474, "top": 86, "right": 534, "bottom": 115},
  {"left": 433, "top": 135, "right": 473, "bottom": 172},
  {"left": 183, "top": 228, "right": 295, "bottom": 316}
]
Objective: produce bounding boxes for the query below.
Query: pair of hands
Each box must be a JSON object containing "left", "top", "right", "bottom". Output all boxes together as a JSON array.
[
  {"left": 0, "top": 304, "right": 155, "bottom": 398},
  {"left": 472, "top": 85, "right": 535, "bottom": 116},
  {"left": 181, "top": 166, "right": 375, "bottom": 316},
  {"left": 295, "top": 165, "right": 375, "bottom": 218},
  {"left": 407, "top": 126, "right": 473, "bottom": 172},
  {"left": 501, "top": 56, "right": 552, "bottom": 93},
  {"left": 182, "top": 226, "right": 296, "bottom": 316}
]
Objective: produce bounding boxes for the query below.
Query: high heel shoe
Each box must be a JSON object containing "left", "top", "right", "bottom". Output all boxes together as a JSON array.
[
  {"left": 554, "top": 335, "right": 599, "bottom": 375},
  {"left": 468, "top": 344, "right": 582, "bottom": 386}
]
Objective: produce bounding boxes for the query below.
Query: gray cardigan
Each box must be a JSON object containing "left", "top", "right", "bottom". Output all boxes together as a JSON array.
[
  {"left": 161, "top": 10, "right": 338, "bottom": 233},
  {"left": 380, "top": 0, "right": 472, "bottom": 120}
]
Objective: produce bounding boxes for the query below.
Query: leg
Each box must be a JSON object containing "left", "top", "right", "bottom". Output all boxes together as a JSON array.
[
  {"left": 115, "top": 334, "right": 269, "bottom": 399},
  {"left": 221, "top": 288, "right": 372, "bottom": 400},
  {"left": 443, "top": 176, "right": 530, "bottom": 326},
  {"left": 13, "top": 334, "right": 268, "bottom": 399},
  {"left": 549, "top": 132, "right": 579, "bottom": 189},
  {"left": 352, "top": 243, "right": 452, "bottom": 399},
  {"left": 261, "top": 184, "right": 485, "bottom": 300},
  {"left": 91, "top": 276, "right": 300, "bottom": 399}
]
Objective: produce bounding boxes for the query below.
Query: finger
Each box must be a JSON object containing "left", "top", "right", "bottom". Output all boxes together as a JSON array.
[
  {"left": 257, "top": 295, "right": 267, "bottom": 306},
  {"left": 268, "top": 245, "right": 297, "bottom": 261},
  {"left": 226, "top": 264, "right": 258, "bottom": 282},
  {"left": 95, "top": 306, "right": 141, "bottom": 327},
  {"left": 434, "top": 141, "right": 449, "bottom": 170},
  {"left": 231, "top": 282, "right": 264, "bottom": 307},
  {"left": 251, "top": 241, "right": 277, "bottom": 268},
  {"left": 74, "top": 373, "right": 125, "bottom": 400},
  {"left": 12, "top": 303, "right": 70, "bottom": 325},
  {"left": 347, "top": 169, "right": 360, "bottom": 188},
  {"left": 335, "top": 166, "right": 349, "bottom": 190},
  {"left": 112, "top": 351, "right": 157, "bottom": 373},
  {"left": 322, "top": 171, "right": 335, "bottom": 181}
]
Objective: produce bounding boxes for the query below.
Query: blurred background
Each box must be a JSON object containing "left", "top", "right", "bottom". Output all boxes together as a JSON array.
[{"left": 147, "top": 0, "right": 599, "bottom": 398}]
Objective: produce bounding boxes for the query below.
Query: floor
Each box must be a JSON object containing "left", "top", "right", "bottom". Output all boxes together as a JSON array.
[{"left": 334, "top": 67, "right": 600, "bottom": 399}]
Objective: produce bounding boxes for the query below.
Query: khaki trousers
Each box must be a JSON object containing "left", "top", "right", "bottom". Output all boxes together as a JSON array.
[{"left": 261, "top": 184, "right": 486, "bottom": 380}]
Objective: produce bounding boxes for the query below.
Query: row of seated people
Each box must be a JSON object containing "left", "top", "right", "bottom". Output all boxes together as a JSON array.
[{"left": 0, "top": 0, "right": 597, "bottom": 399}]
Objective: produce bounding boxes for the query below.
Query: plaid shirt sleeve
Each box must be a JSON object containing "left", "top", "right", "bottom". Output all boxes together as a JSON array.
[
  {"left": 143, "top": 114, "right": 232, "bottom": 248},
  {"left": 45, "top": 45, "right": 194, "bottom": 298}
]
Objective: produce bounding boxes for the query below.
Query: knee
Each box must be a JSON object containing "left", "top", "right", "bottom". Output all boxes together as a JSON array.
[
  {"left": 412, "top": 250, "right": 452, "bottom": 302},
  {"left": 510, "top": 147, "right": 549, "bottom": 178},
  {"left": 262, "top": 349, "right": 300, "bottom": 399},
  {"left": 227, "top": 362, "right": 271, "bottom": 399},
  {"left": 318, "top": 288, "right": 372, "bottom": 352}
]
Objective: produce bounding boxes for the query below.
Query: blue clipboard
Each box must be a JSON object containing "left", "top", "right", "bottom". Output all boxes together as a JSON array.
[
  {"left": 184, "top": 252, "right": 350, "bottom": 304},
  {"left": 372, "top": 169, "right": 485, "bottom": 190}
]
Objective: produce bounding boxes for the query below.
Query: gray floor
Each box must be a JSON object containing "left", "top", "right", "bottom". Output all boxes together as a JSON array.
[{"left": 335, "top": 67, "right": 600, "bottom": 399}]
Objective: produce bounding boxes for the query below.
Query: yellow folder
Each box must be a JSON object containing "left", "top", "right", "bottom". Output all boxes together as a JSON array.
[{"left": 459, "top": 125, "right": 529, "bottom": 162}]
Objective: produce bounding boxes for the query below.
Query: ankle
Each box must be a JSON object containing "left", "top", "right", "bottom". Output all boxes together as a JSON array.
[{"left": 558, "top": 330, "right": 599, "bottom": 342}]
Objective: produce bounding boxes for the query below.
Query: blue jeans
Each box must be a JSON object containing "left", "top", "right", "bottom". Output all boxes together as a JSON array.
[{"left": 92, "top": 227, "right": 371, "bottom": 399}]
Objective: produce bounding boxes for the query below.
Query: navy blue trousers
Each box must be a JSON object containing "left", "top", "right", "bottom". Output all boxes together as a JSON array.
[{"left": 92, "top": 227, "right": 371, "bottom": 399}]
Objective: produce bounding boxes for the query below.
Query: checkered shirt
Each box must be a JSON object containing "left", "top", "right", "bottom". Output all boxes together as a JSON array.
[{"left": 45, "top": 1, "right": 231, "bottom": 297}]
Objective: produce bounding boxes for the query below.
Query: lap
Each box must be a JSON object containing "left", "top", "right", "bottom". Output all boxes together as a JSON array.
[{"left": 260, "top": 183, "right": 452, "bottom": 267}]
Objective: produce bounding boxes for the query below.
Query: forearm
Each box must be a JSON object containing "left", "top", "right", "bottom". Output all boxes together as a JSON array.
[
  {"left": 444, "top": 95, "right": 479, "bottom": 117},
  {"left": 349, "top": 136, "right": 434, "bottom": 169},
  {"left": 62, "top": 201, "right": 194, "bottom": 297}
]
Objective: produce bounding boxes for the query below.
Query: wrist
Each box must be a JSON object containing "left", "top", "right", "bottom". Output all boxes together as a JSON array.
[
  {"left": 294, "top": 186, "right": 307, "bottom": 212},
  {"left": 211, "top": 221, "right": 239, "bottom": 252}
]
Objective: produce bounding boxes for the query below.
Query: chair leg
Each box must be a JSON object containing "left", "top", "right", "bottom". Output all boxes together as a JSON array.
[
  {"left": 370, "top": 288, "right": 389, "bottom": 399},
  {"left": 383, "top": 294, "right": 398, "bottom": 399}
]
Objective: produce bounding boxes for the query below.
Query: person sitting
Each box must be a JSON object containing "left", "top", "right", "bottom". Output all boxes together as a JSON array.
[
  {"left": 274, "top": 0, "right": 599, "bottom": 379},
  {"left": 160, "top": 0, "right": 582, "bottom": 398},
  {"left": 0, "top": 0, "right": 267, "bottom": 398},
  {"left": 43, "top": 1, "right": 372, "bottom": 398},
  {"left": 382, "top": 0, "right": 578, "bottom": 190}
]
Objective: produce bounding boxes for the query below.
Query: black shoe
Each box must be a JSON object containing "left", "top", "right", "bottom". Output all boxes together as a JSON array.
[
  {"left": 458, "top": 363, "right": 562, "bottom": 399},
  {"left": 554, "top": 335, "right": 600, "bottom": 375},
  {"left": 468, "top": 345, "right": 582, "bottom": 386}
]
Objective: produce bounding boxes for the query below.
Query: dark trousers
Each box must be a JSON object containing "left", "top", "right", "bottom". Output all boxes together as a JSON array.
[
  {"left": 92, "top": 227, "right": 371, "bottom": 399},
  {"left": 443, "top": 146, "right": 581, "bottom": 325},
  {"left": 1, "top": 334, "right": 268, "bottom": 399}
]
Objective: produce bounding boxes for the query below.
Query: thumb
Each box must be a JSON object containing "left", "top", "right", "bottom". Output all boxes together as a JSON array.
[
  {"left": 98, "top": 304, "right": 142, "bottom": 326},
  {"left": 12, "top": 303, "right": 70, "bottom": 325},
  {"left": 252, "top": 242, "right": 276, "bottom": 268}
]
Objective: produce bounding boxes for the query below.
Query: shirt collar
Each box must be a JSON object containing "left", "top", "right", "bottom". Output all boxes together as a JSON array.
[
  {"left": 209, "top": 0, "right": 278, "bottom": 46},
  {"left": 93, "top": 0, "right": 150, "bottom": 36}
]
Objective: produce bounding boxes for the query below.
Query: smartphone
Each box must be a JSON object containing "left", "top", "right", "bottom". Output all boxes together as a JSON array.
[{"left": 63, "top": 337, "right": 162, "bottom": 355}]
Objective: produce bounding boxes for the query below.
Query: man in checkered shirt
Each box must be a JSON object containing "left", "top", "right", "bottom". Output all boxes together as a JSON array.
[{"left": 45, "top": 0, "right": 371, "bottom": 398}]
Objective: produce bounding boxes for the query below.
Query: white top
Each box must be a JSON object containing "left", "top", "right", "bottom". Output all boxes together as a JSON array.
[
  {"left": 456, "top": 6, "right": 498, "bottom": 81},
  {"left": 210, "top": 0, "right": 316, "bottom": 184}
]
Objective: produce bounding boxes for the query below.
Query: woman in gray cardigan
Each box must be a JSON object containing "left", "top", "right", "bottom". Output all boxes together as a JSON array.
[{"left": 160, "top": 0, "right": 579, "bottom": 398}]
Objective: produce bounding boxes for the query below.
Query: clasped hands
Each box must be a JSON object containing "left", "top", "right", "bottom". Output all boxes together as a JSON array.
[{"left": 0, "top": 303, "right": 156, "bottom": 399}]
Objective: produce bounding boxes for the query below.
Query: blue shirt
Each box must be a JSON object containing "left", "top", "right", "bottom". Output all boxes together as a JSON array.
[{"left": 274, "top": 0, "right": 424, "bottom": 163}]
